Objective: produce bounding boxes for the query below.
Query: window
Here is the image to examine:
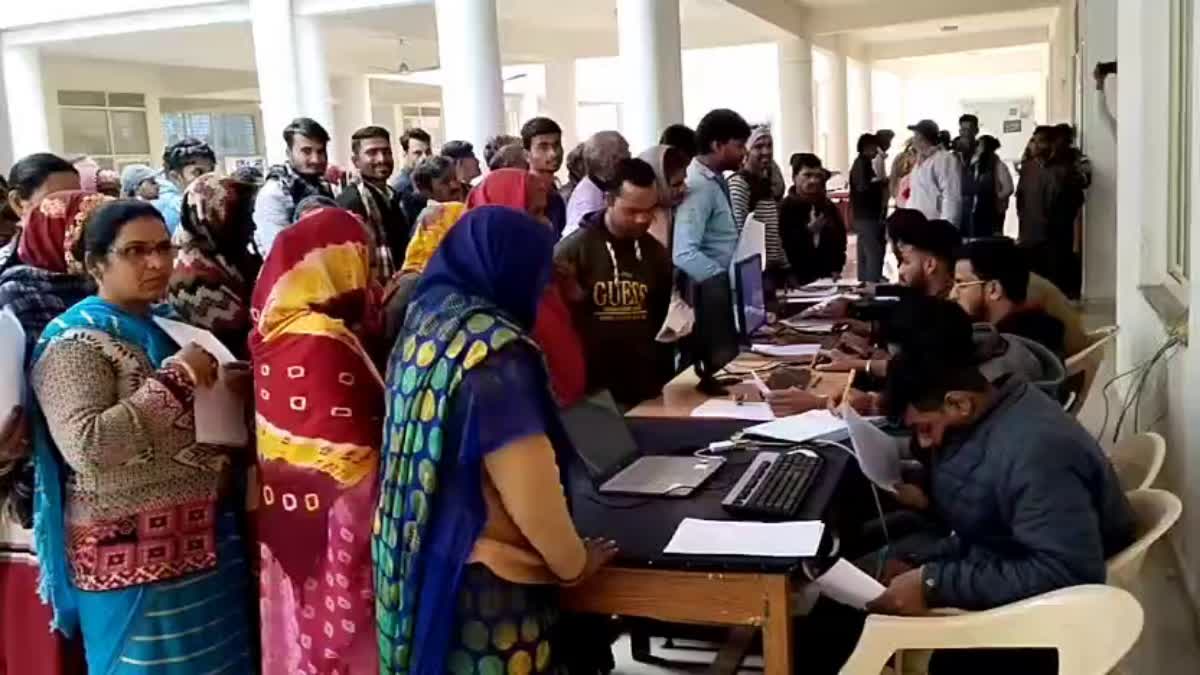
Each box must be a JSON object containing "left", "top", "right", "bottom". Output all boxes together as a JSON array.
[
  {"left": 57, "top": 90, "right": 151, "bottom": 170},
  {"left": 1167, "top": 0, "right": 1193, "bottom": 280},
  {"left": 161, "top": 112, "right": 259, "bottom": 159},
  {"left": 401, "top": 105, "right": 443, "bottom": 147}
]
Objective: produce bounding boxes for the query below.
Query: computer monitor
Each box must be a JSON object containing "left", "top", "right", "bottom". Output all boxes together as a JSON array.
[
  {"left": 692, "top": 272, "right": 740, "bottom": 395},
  {"left": 735, "top": 254, "right": 767, "bottom": 339},
  {"left": 561, "top": 391, "right": 639, "bottom": 482}
]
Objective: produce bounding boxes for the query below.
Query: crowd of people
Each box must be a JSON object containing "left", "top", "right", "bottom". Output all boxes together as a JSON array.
[{"left": 0, "top": 103, "right": 1124, "bottom": 675}]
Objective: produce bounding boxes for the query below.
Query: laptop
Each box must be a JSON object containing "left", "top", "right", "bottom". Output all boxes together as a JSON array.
[{"left": 562, "top": 392, "right": 724, "bottom": 497}]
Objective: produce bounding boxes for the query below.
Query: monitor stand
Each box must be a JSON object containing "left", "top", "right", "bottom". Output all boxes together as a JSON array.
[{"left": 696, "top": 373, "right": 741, "bottom": 396}]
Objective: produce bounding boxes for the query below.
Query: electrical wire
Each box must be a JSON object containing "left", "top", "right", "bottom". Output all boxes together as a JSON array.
[
  {"left": 1098, "top": 335, "right": 1178, "bottom": 441},
  {"left": 1105, "top": 335, "right": 1181, "bottom": 442},
  {"left": 811, "top": 438, "right": 893, "bottom": 579}
]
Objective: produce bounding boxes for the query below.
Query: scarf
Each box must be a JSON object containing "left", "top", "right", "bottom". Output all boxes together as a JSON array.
[
  {"left": 350, "top": 176, "right": 398, "bottom": 281},
  {"left": 465, "top": 168, "right": 534, "bottom": 211},
  {"left": 18, "top": 190, "right": 113, "bottom": 274},
  {"left": 401, "top": 202, "right": 468, "bottom": 274},
  {"left": 374, "top": 206, "right": 557, "bottom": 674},
  {"left": 266, "top": 162, "right": 333, "bottom": 220},
  {"left": 31, "top": 297, "right": 178, "bottom": 635},
  {"left": 168, "top": 174, "right": 261, "bottom": 355}
]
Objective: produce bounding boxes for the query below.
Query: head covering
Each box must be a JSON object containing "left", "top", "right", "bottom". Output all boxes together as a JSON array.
[
  {"left": 400, "top": 202, "right": 468, "bottom": 274},
  {"left": 120, "top": 164, "right": 157, "bottom": 198},
  {"left": 747, "top": 124, "right": 772, "bottom": 151},
  {"left": 465, "top": 168, "right": 533, "bottom": 211},
  {"left": 418, "top": 205, "right": 556, "bottom": 329},
  {"left": 72, "top": 158, "right": 98, "bottom": 193},
  {"left": 376, "top": 205, "right": 558, "bottom": 674},
  {"left": 168, "top": 174, "right": 261, "bottom": 354},
  {"left": 17, "top": 190, "right": 113, "bottom": 274},
  {"left": 639, "top": 145, "right": 673, "bottom": 203}
]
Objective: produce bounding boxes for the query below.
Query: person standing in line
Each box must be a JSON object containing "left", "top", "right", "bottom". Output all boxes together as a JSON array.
[
  {"left": 251, "top": 207, "right": 384, "bottom": 675},
  {"left": 402, "top": 156, "right": 463, "bottom": 225},
  {"left": 638, "top": 144, "right": 690, "bottom": 248},
  {"left": 729, "top": 125, "right": 788, "bottom": 283},
  {"left": 254, "top": 117, "right": 334, "bottom": 253},
  {"left": 1016, "top": 126, "right": 1086, "bottom": 297},
  {"left": 659, "top": 124, "right": 698, "bottom": 162},
  {"left": 522, "top": 117, "right": 568, "bottom": 234},
  {"left": 954, "top": 114, "right": 981, "bottom": 164},
  {"left": 906, "top": 119, "right": 963, "bottom": 226},
  {"left": 564, "top": 131, "right": 631, "bottom": 238},
  {"left": 560, "top": 143, "right": 587, "bottom": 205},
  {"left": 440, "top": 140, "right": 482, "bottom": 195},
  {"left": 672, "top": 109, "right": 750, "bottom": 284},
  {"left": 961, "top": 135, "right": 1014, "bottom": 238},
  {"left": 120, "top": 164, "right": 160, "bottom": 201},
  {"left": 849, "top": 133, "right": 888, "bottom": 282},
  {"left": 338, "top": 125, "right": 411, "bottom": 285},
  {"left": 779, "top": 153, "right": 847, "bottom": 285},
  {"left": 388, "top": 127, "right": 433, "bottom": 196},
  {"left": 153, "top": 139, "right": 217, "bottom": 234},
  {"left": 483, "top": 134, "right": 521, "bottom": 169}
]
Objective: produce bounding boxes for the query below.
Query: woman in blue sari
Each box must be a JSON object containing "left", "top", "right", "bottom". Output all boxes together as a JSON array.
[
  {"left": 30, "top": 200, "right": 253, "bottom": 674},
  {"left": 373, "top": 205, "right": 617, "bottom": 674}
]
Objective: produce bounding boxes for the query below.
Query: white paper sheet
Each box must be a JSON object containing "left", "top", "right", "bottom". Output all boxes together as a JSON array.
[
  {"left": 780, "top": 318, "right": 839, "bottom": 334},
  {"left": 843, "top": 403, "right": 902, "bottom": 493},
  {"left": 741, "top": 409, "right": 848, "bottom": 443},
  {"left": 750, "top": 343, "right": 822, "bottom": 358},
  {"left": 814, "top": 558, "right": 886, "bottom": 609},
  {"left": 0, "top": 308, "right": 26, "bottom": 416},
  {"left": 663, "top": 518, "right": 825, "bottom": 557},
  {"left": 732, "top": 216, "right": 767, "bottom": 270},
  {"left": 690, "top": 399, "right": 775, "bottom": 421},
  {"left": 153, "top": 317, "right": 247, "bottom": 446}
]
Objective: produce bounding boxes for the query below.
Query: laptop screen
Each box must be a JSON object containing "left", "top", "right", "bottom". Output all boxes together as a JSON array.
[
  {"left": 560, "top": 391, "right": 640, "bottom": 481},
  {"left": 736, "top": 254, "right": 767, "bottom": 338}
]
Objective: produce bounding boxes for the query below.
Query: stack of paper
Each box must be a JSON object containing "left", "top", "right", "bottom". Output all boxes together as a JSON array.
[
  {"left": 750, "top": 343, "right": 822, "bottom": 358},
  {"left": 153, "top": 317, "right": 248, "bottom": 447},
  {"left": 664, "top": 518, "right": 825, "bottom": 557},
  {"left": 741, "top": 409, "right": 848, "bottom": 443},
  {"left": 814, "top": 558, "right": 886, "bottom": 609},
  {"left": 0, "top": 308, "right": 25, "bottom": 416},
  {"left": 690, "top": 399, "right": 775, "bottom": 421}
]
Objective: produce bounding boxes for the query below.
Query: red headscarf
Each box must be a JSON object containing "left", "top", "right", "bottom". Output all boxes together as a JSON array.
[
  {"left": 465, "top": 169, "right": 587, "bottom": 406},
  {"left": 18, "top": 190, "right": 114, "bottom": 273}
]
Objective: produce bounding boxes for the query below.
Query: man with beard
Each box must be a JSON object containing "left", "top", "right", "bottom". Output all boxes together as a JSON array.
[
  {"left": 338, "top": 126, "right": 410, "bottom": 284},
  {"left": 254, "top": 117, "right": 334, "bottom": 253}
]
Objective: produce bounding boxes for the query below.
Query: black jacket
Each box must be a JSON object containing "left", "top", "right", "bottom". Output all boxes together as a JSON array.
[
  {"left": 849, "top": 155, "right": 886, "bottom": 223},
  {"left": 913, "top": 378, "right": 1135, "bottom": 610},
  {"left": 336, "top": 182, "right": 411, "bottom": 267},
  {"left": 779, "top": 193, "right": 847, "bottom": 285}
]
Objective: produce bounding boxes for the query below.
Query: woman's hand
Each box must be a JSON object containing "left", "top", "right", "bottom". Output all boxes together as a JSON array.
[
  {"left": 174, "top": 342, "right": 219, "bottom": 388},
  {"left": 0, "top": 406, "right": 28, "bottom": 461},
  {"left": 220, "top": 361, "right": 253, "bottom": 399},
  {"left": 765, "top": 388, "right": 828, "bottom": 417},
  {"left": 579, "top": 538, "right": 619, "bottom": 581}
]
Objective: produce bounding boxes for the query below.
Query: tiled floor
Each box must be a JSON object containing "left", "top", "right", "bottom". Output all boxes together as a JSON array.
[{"left": 609, "top": 305, "right": 1200, "bottom": 674}]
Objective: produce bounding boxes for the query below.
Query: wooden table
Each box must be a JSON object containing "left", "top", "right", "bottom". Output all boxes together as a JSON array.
[{"left": 561, "top": 567, "right": 795, "bottom": 673}]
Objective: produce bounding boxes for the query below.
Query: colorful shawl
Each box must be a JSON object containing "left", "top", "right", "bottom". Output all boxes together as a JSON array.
[
  {"left": 465, "top": 168, "right": 545, "bottom": 213},
  {"left": 250, "top": 207, "right": 384, "bottom": 674},
  {"left": 348, "top": 176, "right": 399, "bottom": 282},
  {"left": 374, "top": 206, "right": 557, "bottom": 674},
  {"left": 168, "top": 174, "right": 260, "bottom": 357},
  {"left": 400, "top": 202, "right": 467, "bottom": 274}
]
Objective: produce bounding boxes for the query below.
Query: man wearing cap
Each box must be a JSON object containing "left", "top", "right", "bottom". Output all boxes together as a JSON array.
[{"left": 906, "top": 119, "right": 963, "bottom": 227}]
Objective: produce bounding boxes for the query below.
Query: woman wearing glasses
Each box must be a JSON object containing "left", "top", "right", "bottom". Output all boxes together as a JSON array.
[{"left": 30, "top": 200, "right": 254, "bottom": 674}]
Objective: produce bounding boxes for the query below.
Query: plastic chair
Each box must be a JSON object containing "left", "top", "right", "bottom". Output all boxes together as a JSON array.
[
  {"left": 1108, "top": 433, "right": 1167, "bottom": 492},
  {"left": 1062, "top": 325, "right": 1118, "bottom": 417},
  {"left": 840, "top": 585, "right": 1144, "bottom": 675},
  {"left": 1106, "top": 488, "right": 1183, "bottom": 591}
]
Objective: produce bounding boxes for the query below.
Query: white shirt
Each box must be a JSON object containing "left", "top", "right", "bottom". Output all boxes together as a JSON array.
[{"left": 908, "top": 149, "right": 963, "bottom": 226}]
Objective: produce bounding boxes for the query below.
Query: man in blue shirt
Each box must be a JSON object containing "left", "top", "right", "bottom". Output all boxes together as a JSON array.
[
  {"left": 672, "top": 109, "right": 751, "bottom": 282},
  {"left": 153, "top": 138, "right": 216, "bottom": 234}
]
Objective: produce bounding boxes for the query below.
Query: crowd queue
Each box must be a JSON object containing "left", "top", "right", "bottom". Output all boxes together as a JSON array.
[{"left": 0, "top": 105, "right": 1125, "bottom": 675}]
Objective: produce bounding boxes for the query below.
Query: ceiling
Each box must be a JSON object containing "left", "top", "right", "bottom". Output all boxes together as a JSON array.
[{"left": 851, "top": 6, "right": 1057, "bottom": 43}]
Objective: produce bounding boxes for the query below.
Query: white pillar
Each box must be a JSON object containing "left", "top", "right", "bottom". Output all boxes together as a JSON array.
[
  {"left": 775, "top": 37, "right": 814, "bottom": 168},
  {"left": 434, "top": 0, "right": 504, "bottom": 155},
  {"left": 250, "top": 0, "right": 302, "bottom": 165},
  {"left": 2, "top": 45, "right": 50, "bottom": 159},
  {"left": 543, "top": 59, "right": 578, "bottom": 150},
  {"left": 829, "top": 45, "right": 850, "bottom": 172},
  {"left": 861, "top": 64, "right": 874, "bottom": 134},
  {"left": 617, "top": 0, "right": 684, "bottom": 151},
  {"left": 294, "top": 15, "right": 336, "bottom": 155},
  {"left": 332, "top": 75, "right": 373, "bottom": 166}
]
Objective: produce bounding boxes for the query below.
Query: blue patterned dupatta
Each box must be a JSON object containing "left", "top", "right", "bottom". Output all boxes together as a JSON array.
[{"left": 373, "top": 206, "right": 558, "bottom": 674}]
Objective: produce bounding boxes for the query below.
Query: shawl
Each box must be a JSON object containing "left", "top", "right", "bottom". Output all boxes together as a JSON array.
[
  {"left": 401, "top": 202, "right": 468, "bottom": 274},
  {"left": 348, "top": 175, "right": 399, "bottom": 281}
]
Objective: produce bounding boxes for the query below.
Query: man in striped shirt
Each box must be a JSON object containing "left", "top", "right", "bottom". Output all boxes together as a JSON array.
[{"left": 729, "top": 125, "right": 788, "bottom": 285}]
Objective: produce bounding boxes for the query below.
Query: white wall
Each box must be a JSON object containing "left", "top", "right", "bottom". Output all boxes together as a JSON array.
[
  {"left": 1115, "top": 0, "right": 1200, "bottom": 615},
  {"left": 1081, "top": 0, "right": 1117, "bottom": 303}
]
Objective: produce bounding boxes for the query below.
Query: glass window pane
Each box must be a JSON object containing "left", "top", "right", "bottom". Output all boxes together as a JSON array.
[
  {"left": 162, "top": 113, "right": 186, "bottom": 146},
  {"left": 107, "top": 93, "right": 145, "bottom": 108},
  {"left": 61, "top": 108, "right": 112, "bottom": 155},
  {"left": 57, "top": 90, "right": 107, "bottom": 107},
  {"left": 110, "top": 110, "right": 150, "bottom": 154}
]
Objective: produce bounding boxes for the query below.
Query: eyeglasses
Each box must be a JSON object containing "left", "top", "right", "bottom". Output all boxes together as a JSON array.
[
  {"left": 109, "top": 242, "right": 180, "bottom": 264},
  {"left": 949, "top": 280, "right": 988, "bottom": 295}
]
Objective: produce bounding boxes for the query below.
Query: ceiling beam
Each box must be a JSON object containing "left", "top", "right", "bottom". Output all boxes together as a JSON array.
[
  {"left": 1, "top": 1, "right": 248, "bottom": 46},
  {"left": 868, "top": 26, "right": 1049, "bottom": 61},
  {"left": 723, "top": 0, "right": 810, "bottom": 38},
  {"left": 807, "top": 0, "right": 1057, "bottom": 36}
]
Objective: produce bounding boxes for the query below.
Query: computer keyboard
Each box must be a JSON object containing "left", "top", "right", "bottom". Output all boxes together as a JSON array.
[{"left": 722, "top": 450, "right": 824, "bottom": 520}]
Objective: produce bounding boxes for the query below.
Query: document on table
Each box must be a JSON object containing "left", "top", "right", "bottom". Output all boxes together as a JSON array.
[
  {"left": 732, "top": 216, "right": 766, "bottom": 270},
  {"left": 153, "top": 317, "right": 247, "bottom": 446},
  {"left": 814, "top": 558, "right": 886, "bottom": 609},
  {"left": 750, "top": 343, "right": 822, "bottom": 358},
  {"left": 664, "top": 518, "right": 825, "bottom": 557},
  {"left": 0, "top": 308, "right": 25, "bottom": 416},
  {"left": 690, "top": 399, "right": 775, "bottom": 421},
  {"left": 780, "top": 317, "right": 839, "bottom": 334},
  {"left": 741, "top": 409, "right": 848, "bottom": 443},
  {"left": 843, "top": 402, "right": 902, "bottom": 493}
]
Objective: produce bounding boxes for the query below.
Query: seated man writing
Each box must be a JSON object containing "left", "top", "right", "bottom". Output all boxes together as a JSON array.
[
  {"left": 952, "top": 236, "right": 1066, "bottom": 356},
  {"left": 801, "top": 299, "right": 1136, "bottom": 674},
  {"left": 555, "top": 158, "right": 674, "bottom": 408}
]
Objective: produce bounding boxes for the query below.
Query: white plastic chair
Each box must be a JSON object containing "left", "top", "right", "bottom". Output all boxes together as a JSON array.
[
  {"left": 840, "top": 585, "right": 1144, "bottom": 675},
  {"left": 1062, "top": 325, "right": 1118, "bottom": 417},
  {"left": 1108, "top": 433, "right": 1166, "bottom": 492},
  {"left": 1106, "top": 488, "right": 1183, "bottom": 591}
]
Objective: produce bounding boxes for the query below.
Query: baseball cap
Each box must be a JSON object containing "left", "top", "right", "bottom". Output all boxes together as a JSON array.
[{"left": 907, "top": 120, "right": 940, "bottom": 143}]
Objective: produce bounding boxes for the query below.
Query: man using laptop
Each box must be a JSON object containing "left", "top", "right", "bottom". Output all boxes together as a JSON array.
[
  {"left": 799, "top": 301, "right": 1135, "bottom": 674},
  {"left": 556, "top": 158, "right": 673, "bottom": 408}
]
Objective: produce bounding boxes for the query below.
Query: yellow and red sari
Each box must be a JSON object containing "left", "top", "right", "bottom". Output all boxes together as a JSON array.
[{"left": 249, "top": 207, "right": 384, "bottom": 674}]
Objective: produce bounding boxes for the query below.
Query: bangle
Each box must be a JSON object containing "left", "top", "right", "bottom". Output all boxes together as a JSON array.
[{"left": 163, "top": 356, "right": 198, "bottom": 385}]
